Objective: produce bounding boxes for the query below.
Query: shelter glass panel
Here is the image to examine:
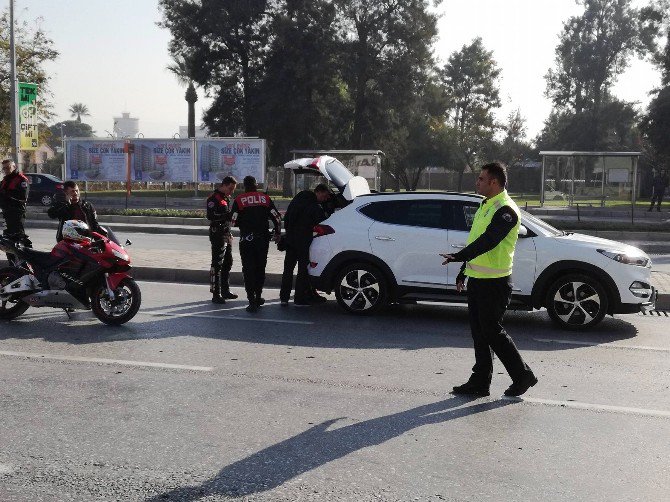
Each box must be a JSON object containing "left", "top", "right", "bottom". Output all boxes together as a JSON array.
[{"left": 603, "top": 156, "right": 634, "bottom": 204}]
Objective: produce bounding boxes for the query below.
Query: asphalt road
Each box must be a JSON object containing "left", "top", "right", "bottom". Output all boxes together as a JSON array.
[{"left": 1, "top": 281, "right": 669, "bottom": 501}]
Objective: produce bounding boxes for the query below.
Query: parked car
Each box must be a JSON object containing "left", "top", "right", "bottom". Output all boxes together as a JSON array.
[
  {"left": 24, "top": 173, "right": 64, "bottom": 206},
  {"left": 308, "top": 190, "right": 656, "bottom": 331}
]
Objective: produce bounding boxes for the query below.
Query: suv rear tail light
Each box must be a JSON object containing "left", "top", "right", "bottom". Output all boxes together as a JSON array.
[
  {"left": 55, "top": 184, "right": 64, "bottom": 190},
  {"left": 313, "top": 224, "right": 335, "bottom": 237}
]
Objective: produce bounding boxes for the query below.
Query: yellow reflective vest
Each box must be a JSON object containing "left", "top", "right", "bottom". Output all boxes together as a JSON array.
[{"left": 464, "top": 190, "right": 520, "bottom": 279}]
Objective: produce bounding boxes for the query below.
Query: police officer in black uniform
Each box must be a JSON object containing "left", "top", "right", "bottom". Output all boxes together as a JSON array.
[
  {"left": 48, "top": 181, "right": 106, "bottom": 241},
  {"left": 1, "top": 159, "right": 32, "bottom": 264},
  {"left": 206, "top": 176, "right": 238, "bottom": 304},
  {"left": 279, "top": 183, "right": 331, "bottom": 306},
  {"left": 231, "top": 176, "right": 281, "bottom": 313}
]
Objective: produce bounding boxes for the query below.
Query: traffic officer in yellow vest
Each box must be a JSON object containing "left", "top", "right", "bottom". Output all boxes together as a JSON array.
[{"left": 441, "top": 162, "right": 537, "bottom": 397}]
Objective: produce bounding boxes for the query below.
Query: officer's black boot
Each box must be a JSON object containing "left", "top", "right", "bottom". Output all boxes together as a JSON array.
[
  {"left": 245, "top": 293, "right": 258, "bottom": 313},
  {"left": 212, "top": 294, "right": 226, "bottom": 305},
  {"left": 221, "top": 271, "right": 237, "bottom": 299},
  {"left": 222, "top": 290, "right": 238, "bottom": 300}
]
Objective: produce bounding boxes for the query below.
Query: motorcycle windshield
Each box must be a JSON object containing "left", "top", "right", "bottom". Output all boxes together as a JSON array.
[{"left": 105, "top": 227, "right": 121, "bottom": 246}]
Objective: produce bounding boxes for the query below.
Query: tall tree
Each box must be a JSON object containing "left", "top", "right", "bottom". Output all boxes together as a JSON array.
[
  {"left": 334, "top": 0, "right": 439, "bottom": 148},
  {"left": 167, "top": 55, "right": 198, "bottom": 138},
  {"left": 47, "top": 120, "right": 94, "bottom": 150},
  {"left": 500, "top": 109, "right": 533, "bottom": 168},
  {"left": 159, "top": 0, "right": 273, "bottom": 137},
  {"left": 0, "top": 10, "right": 58, "bottom": 148},
  {"left": 440, "top": 38, "right": 501, "bottom": 190},
  {"left": 537, "top": 98, "right": 638, "bottom": 152},
  {"left": 545, "top": 0, "right": 660, "bottom": 149},
  {"left": 257, "top": 0, "right": 350, "bottom": 164},
  {"left": 641, "top": 87, "right": 670, "bottom": 162},
  {"left": 640, "top": 1, "right": 670, "bottom": 164},
  {"left": 68, "top": 103, "right": 89, "bottom": 123},
  {"left": 381, "top": 79, "right": 452, "bottom": 191}
]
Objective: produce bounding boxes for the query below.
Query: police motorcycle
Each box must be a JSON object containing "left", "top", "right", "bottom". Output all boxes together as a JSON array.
[{"left": 0, "top": 220, "right": 141, "bottom": 325}]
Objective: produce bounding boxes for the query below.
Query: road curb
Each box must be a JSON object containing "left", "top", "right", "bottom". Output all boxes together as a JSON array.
[
  {"left": 2, "top": 259, "right": 667, "bottom": 310},
  {"left": 0, "top": 260, "right": 283, "bottom": 290}
]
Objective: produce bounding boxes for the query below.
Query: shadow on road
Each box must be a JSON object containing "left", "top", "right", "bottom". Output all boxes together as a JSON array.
[
  {"left": 146, "top": 396, "right": 514, "bottom": 501},
  {"left": 0, "top": 298, "right": 639, "bottom": 351}
]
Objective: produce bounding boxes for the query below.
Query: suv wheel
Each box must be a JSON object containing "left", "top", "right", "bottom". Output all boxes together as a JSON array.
[
  {"left": 41, "top": 194, "right": 53, "bottom": 206},
  {"left": 545, "top": 273, "right": 609, "bottom": 330},
  {"left": 334, "top": 262, "right": 388, "bottom": 315}
]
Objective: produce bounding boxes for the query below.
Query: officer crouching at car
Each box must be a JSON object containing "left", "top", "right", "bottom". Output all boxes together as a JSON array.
[
  {"left": 231, "top": 176, "right": 281, "bottom": 313},
  {"left": 206, "top": 176, "right": 238, "bottom": 304},
  {"left": 441, "top": 161, "right": 537, "bottom": 398},
  {"left": 1, "top": 159, "right": 32, "bottom": 264}
]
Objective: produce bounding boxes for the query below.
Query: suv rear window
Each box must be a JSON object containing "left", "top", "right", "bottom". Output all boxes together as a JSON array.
[
  {"left": 448, "top": 201, "right": 480, "bottom": 231},
  {"left": 359, "top": 200, "right": 449, "bottom": 229}
]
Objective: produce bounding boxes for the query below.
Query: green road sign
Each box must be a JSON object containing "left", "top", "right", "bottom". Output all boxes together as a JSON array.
[{"left": 19, "top": 82, "right": 38, "bottom": 151}]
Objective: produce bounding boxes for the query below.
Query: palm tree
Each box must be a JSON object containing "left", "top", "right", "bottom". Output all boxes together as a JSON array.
[
  {"left": 69, "top": 103, "right": 90, "bottom": 123},
  {"left": 168, "top": 55, "right": 198, "bottom": 138}
]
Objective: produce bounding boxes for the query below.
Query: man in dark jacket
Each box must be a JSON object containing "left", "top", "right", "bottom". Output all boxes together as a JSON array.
[
  {"left": 48, "top": 181, "right": 105, "bottom": 241},
  {"left": 207, "top": 176, "right": 238, "bottom": 304},
  {"left": 280, "top": 184, "right": 331, "bottom": 306},
  {"left": 649, "top": 169, "right": 669, "bottom": 212},
  {"left": 1, "top": 159, "right": 32, "bottom": 263},
  {"left": 231, "top": 176, "right": 282, "bottom": 313}
]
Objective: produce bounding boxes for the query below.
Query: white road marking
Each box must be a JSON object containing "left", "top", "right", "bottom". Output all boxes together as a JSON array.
[
  {"left": 144, "top": 310, "right": 314, "bottom": 325},
  {"left": 534, "top": 338, "right": 670, "bottom": 352},
  {"left": 0, "top": 350, "right": 213, "bottom": 372},
  {"left": 506, "top": 396, "right": 670, "bottom": 419}
]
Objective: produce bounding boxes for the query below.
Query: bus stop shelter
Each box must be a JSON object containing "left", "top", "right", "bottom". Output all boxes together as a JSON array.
[{"left": 539, "top": 151, "right": 641, "bottom": 208}]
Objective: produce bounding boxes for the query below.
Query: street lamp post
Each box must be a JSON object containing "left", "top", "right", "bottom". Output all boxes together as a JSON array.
[
  {"left": 9, "top": 0, "right": 20, "bottom": 168},
  {"left": 60, "top": 122, "right": 66, "bottom": 180}
]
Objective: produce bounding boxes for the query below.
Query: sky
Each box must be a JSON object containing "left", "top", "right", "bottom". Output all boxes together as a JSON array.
[{"left": 13, "top": 0, "right": 662, "bottom": 141}]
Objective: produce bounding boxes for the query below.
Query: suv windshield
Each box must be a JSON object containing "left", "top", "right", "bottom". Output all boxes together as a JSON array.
[
  {"left": 520, "top": 210, "right": 563, "bottom": 237},
  {"left": 324, "top": 158, "right": 354, "bottom": 189}
]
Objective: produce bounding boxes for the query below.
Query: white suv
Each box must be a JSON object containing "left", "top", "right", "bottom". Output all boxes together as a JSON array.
[{"left": 308, "top": 191, "right": 656, "bottom": 330}]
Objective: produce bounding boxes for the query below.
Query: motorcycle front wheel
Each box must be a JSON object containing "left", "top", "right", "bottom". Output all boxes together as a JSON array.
[
  {"left": 0, "top": 267, "right": 31, "bottom": 320},
  {"left": 91, "top": 277, "right": 141, "bottom": 325}
]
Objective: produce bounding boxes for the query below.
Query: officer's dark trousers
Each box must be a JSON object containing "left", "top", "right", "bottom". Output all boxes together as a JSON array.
[
  {"left": 280, "top": 243, "right": 311, "bottom": 303},
  {"left": 2, "top": 210, "right": 26, "bottom": 237},
  {"left": 209, "top": 227, "right": 233, "bottom": 296},
  {"left": 2, "top": 210, "right": 30, "bottom": 265},
  {"left": 466, "top": 276, "right": 531, "bottom": 385},
  {"left": 239, "top": 234, "right": 270, "bottom": 303}
]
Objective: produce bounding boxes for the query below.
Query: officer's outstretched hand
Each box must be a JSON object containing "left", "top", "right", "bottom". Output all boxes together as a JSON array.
[{"left": 440, "top": 253, "right": 456, "bottom": 265}]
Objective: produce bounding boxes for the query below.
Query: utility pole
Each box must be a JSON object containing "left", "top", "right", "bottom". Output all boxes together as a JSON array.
[{"left": 9, "top": 0, "right": 21, "bottom": 168}]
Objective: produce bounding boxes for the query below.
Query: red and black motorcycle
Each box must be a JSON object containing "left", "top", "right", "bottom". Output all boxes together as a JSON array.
[{"left": 0, "top": 225, "right": 141, "bottom": 325}]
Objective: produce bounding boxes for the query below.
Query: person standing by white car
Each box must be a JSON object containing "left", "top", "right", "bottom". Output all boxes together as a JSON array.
[{"left": 441, "top": 162, "right": 538, "bottom": 397}]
